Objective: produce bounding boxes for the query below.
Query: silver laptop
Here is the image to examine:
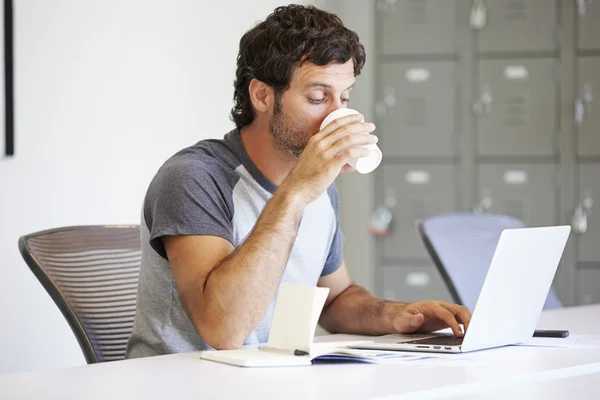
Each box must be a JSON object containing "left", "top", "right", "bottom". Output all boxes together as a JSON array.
[{"left": 353, "top": 226, "right": 571, "bottom": 354}]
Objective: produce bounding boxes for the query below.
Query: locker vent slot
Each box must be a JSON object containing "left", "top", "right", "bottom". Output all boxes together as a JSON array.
[
  {"left": 504, "top": 95, "right": 529, "bottom": 127},
  {"left": 504, "top": 0, "right": 532, "bottom": 21}
]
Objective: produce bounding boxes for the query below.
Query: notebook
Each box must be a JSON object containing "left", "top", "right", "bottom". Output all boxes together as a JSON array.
[{"left": 199, "top": 283, "right": 400, "bottom": 367}]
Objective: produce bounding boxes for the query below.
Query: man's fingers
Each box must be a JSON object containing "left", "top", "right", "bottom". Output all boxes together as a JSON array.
[
  {"left": 410, "top": 313, "right": 425, "bottom": 329},
  {"left": 441, "top": 304, "right": 472, "bottom": 333},
  {"left": 326, "top": 133, "right": 377, "bottom": 159},
  {"left": 320, "top": 122, "right": 376, "bottom": 151},
  {"left": 433, "top": 305, "right": 464, "bottom": 337},
  {"left": 307, "top": 120, "right": 374, "bottom": 161},
  {"left": 315, "top": 113, "right": 364, "bottom": 140},
  {"left": 394, "top": 312, "right": 424, "bottom": 333},
  {"left": 328, "top": 121, "right": 376, "bottom": 140},
  {"left": 335, "top": 147, "right": 371, "bottom": 169}
]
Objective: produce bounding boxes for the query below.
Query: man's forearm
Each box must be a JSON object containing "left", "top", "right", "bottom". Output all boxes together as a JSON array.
[
  {"left": 319, "top": 284, "right": 406, "bottom": 335},
  {"left": 202, "top": 189, "right": 305, "bottom": 348}
]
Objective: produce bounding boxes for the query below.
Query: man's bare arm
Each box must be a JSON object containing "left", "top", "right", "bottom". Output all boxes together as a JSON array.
[
  {"left": 165, "top": 113, "right": 377, "bottom": 349},
  {"left": 318, "top": 263, "right": 472, "bottom": 337},
  {"left": 164, "top": 190, "right": 304, "bottom": 350},
  {"left": 317, "top": 264, "right": 401, "bottom": 335}
]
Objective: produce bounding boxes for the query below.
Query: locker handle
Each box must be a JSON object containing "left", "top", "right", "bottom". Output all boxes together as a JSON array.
[
  {"left": 572, "top": 192, "right": 593, "bottom": 235},
  {"left": 473, "top": 84, "right": 493, "bottom": 116},
  {"left": 469, "top": 0, "right": 487, "bottom": 30},
  {"left": 575, "top": 83, "right": 594, "bottom": 127},
  {"left": 573, "top": 82, "right": 594, "bottom": 126},
  {"left": 572, "top": 205, "right": 588, "bottom": 235},
  {"left": 577, "top": 0, "right": 592, "bottom": 17},
  {"left": 473, "top": 194, "right": 493, "bottom": 214}
]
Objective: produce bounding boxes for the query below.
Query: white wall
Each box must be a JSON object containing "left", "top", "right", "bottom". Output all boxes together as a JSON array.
[{"left": 0, "top": 0, "right": 323, "bottom": 375}]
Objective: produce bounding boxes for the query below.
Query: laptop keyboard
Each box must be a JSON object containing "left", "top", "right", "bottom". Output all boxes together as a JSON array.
[{"left": 402, "top": 336, "right": 464, "bottom": 346}]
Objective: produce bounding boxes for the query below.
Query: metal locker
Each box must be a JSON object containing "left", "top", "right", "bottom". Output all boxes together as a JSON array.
[
  {"left": 578, "top": 269, "right": 600, "bottom": 305},
  {"left": 476, "top": 59, "right": 557, "bottom": 157},
  {"left": 577, "top": 0, "right": 600, "bottom": 51},
  {"left": 577, "top": 164, "right": 600, "bottom": 263},
  {"left": 381, "top": 165, "right": 456, "bottom": 260},
  {"left": 380, "top": 265, "right": 454, "bottom": 303},
  {"left": 477, "top": 164, "right": 557, "bottom": 227},
  {"left": 476, "top": 0, "right": 557, "bottom": 53},
  {"left": 379, "top": 62, "right": 456, "bottom": 157},
  {"left": 378, "top": 0, "right": 457, "bottom": 55},
  {"left": 577, "top": 57, "right": 600, "bottom": 157}
]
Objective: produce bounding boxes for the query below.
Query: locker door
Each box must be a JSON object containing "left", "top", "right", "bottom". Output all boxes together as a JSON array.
[
  {"left": 379, "top": 0, "right": 457, "bottom": 55},
  {"left": 477, "top": 0, "right": 557, "bottom": 53},
  {"left": 380, "top": 264, "right": 454, "bottom": 303},
  {"left": 477, "top": 59, "right": 557, "bottom": 157},
  {"left": 380, "top": 62, "right": 456, "bottom": 157},
  {"left": 578, "top": 165, "right": 600, "bottom": 263},
  {"left": 382, "top": 165, "right": 456, "bottom": 260},
  {"left": 577, "top": 57, "right": 600, "bottom": 157},
  {"left": 477, "top": 164, "right": 557, "bottom": 227},
  {"left": 578, "top": 0, "right": 600, "bottom": 51}
]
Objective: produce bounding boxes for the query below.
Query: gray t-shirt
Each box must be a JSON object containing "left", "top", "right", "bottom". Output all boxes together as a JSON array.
[{"left": 125, "top": 129, "right": 343, "bottom": 358}]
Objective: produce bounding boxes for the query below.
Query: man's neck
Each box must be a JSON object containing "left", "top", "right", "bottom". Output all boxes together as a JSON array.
[{"left": 239, "top": 122, "right": 297, "bottom": 186}]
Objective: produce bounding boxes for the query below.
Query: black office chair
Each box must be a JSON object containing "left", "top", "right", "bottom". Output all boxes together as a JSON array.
[
  {"left": 18, "top": 225, "right": 141, "bottom": 363},
  {"left": 417, "top": 213, "right": 562, "bottom": 312}
]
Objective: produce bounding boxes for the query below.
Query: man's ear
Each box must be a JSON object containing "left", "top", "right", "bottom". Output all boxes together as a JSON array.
[{"left": 249, "top": 78, "right": 275, "bottom": 113}]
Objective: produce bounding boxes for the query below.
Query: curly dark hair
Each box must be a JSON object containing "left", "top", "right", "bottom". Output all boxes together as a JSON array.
[{"left": 230, "top": 4, "right": 366, "bottom": 129}]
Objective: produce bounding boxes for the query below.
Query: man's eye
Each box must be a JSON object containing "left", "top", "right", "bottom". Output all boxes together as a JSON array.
[{"left": 309, "top": 98, "right": 325, "bottom": 104}]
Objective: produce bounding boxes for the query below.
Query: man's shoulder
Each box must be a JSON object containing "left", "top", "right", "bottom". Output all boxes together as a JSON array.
[
  {"left": 147, "top": 133, "right": 244, "bottom": 201},
  {"left": 162, "top": 135, "right": 242, "bottom": 181}
]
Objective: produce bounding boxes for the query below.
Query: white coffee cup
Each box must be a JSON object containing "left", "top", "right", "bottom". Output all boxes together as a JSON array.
[{"left": 319, "top": 108, "right": 382, "bottom": 174}]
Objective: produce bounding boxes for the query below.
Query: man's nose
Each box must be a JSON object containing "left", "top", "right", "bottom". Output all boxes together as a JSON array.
[{"left": 326, "top": 100, "right": 345, "bottom": 116}]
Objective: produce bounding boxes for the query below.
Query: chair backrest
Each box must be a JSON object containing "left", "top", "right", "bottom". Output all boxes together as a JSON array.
[
  {"left": 418, "top": 213, "right": 562, "bottom": 311},
  {"left": 18, "top": 225, "right": 141, "bottom": 363}
]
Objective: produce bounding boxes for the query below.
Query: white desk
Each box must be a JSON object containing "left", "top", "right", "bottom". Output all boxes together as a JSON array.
[
  {"left": 445, "top": 368, "right": 600, "bottom": 400},
  {"left": 1, "top": 305, "right": 599, "bottom": 400}
]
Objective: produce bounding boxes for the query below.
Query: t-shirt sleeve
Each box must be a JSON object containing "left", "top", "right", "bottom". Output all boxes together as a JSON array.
[
  {"left": 321, "top": 184, "right": 345, "bottom": 276},
  {"left": 143, "top": 158, "right": 235, "bottom": 259}
]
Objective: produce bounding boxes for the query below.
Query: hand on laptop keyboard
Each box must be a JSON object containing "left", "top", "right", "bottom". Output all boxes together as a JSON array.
[{"left": 391, "top": 300, "right": 471, "bottom": 338}]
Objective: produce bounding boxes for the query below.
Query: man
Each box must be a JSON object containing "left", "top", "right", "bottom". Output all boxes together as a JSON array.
[{"left": 126, "top": 4, "right": 471, "bottom": 358}]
